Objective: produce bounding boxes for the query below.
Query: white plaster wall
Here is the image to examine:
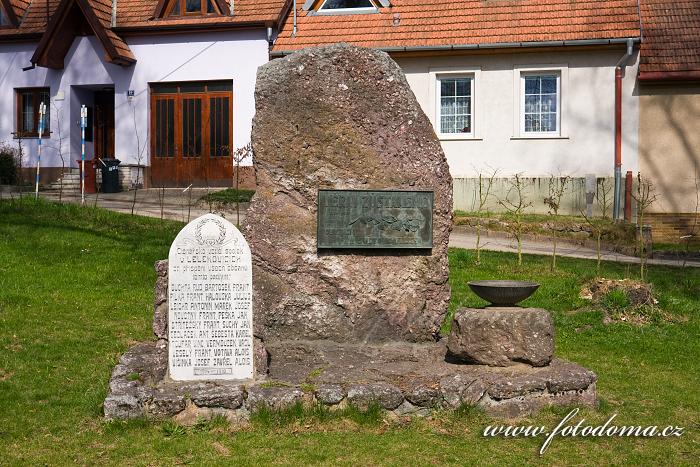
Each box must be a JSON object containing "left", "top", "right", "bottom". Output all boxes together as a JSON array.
[
  {"left": 395, "top": 48, "right": 640, "bottom": 178},
  {"left": 0, "top": 30, "right": 269, "bottom": 170}
]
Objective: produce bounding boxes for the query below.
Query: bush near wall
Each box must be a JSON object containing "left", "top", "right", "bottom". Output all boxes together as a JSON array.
[{"left": 0, "top": 144, "right": 19, "bottom": 185}]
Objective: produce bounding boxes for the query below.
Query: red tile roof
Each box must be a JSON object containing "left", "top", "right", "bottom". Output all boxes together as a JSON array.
[
  {"left": 0, "top": 0, "right": 288, "bottom": 39},
  {"left": 639, "top": 0, "right": 700, "bottom": 75},
  {"left": 273, "top": 0, "right": 642, "bottom": 54},
  {"left": 115, "top": 0, "right": 288, "bottom": 29}
]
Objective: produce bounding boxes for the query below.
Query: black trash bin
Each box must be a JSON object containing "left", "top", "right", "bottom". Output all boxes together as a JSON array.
[{"left": 100, "top": 159, "right": 121, "bottom": 193}]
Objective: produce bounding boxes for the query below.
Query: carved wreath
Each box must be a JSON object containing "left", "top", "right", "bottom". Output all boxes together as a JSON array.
[{"left": 195, "top": 218, "right": 227, "bottom": 246}]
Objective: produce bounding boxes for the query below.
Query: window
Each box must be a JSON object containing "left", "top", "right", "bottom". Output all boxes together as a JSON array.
[
  {"left": 438, "top": 76, "right": 473, "bottom": 135},
  {"left": 521, "top": 73, "right": 559, "bottom": 134},
  {"left": 15, "top": 88, "right": 50, "bottom": 138},
  {"left": 0, "top": 6, "right": 8, "bottom": 27},
  {"left": 167, "top": 0, "right": 218, "bottom": 17},
  {"left": 318, "top": 0, "right": 377, "bottom": 13}
]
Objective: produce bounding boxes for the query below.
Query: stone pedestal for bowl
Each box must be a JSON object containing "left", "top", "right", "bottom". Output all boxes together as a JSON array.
[
  {"left": 447, "top": 307, "right": 554, "bottom": 367},
  {"left": 468, "top": 280, "right": 540, "bottom": 306}
]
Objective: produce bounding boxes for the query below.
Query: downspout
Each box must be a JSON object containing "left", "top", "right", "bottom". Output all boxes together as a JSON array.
[
  {"left": 613, "top": 38, "right": 634, "bottom": 221},
  {"left": 293, "top": 0, "right": 297, "bottom": 36},
  {"left": 111, "top": 0, "right": 117, "bottom": 28}
]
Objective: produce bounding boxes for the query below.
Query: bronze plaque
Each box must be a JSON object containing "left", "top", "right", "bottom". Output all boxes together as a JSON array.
[{"left": 317, "top": 190, "right": 433, "bottom": 249}]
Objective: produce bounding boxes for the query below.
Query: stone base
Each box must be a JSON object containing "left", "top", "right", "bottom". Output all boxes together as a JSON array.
[
  {"left": 448, "top": 308, "right": 554, "bottom": 367},
  {"left": 104, "top": 339, "right": 596, "bottom": 421}
]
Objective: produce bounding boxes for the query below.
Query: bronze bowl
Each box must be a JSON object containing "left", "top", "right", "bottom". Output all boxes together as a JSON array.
[{"left": 467, "top": 280, "right": 540, "bottom": 306}]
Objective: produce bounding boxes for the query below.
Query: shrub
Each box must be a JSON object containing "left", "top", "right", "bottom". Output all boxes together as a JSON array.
[{"left": 0, "top": 143, "right": 18, "bottom": 185}]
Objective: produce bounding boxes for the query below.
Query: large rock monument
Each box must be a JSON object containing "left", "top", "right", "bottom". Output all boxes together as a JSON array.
[
  {"left": 244, "top": 44, "right": 453, "bottom": 343},
  {"left": 104, "top": 44, "right": 598, "bottom": 422}
]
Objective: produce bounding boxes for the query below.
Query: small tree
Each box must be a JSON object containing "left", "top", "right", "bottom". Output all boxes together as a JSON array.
[
  {"left": 544, "top": 174, "right": 570, "bottom": 271},
  {"left": 596, "top": 178, "right": 613, "bottom": 219},
  {"left": 47, "top": 103, "right": 68, "bottom": 203},
  {"left": 233, "top": 143, "right": 253, "bottom": 226},
  {"left": 130, "top": 102, "right": 147, "bottom": 215},
  {"left": 471, "top": 166, "right": 499, "bottom": 265},
  {"left": 580, "top": 208, "right": 604, "bottom": 277},
  {"left": 632, "top": 173, "right": 658, "bottom": 280},
  {"left": 682, "top": 171, "right": 699, "bottom": 267},
  {"left": 498, "top": 173, "right": 532, "bottom": 266}
]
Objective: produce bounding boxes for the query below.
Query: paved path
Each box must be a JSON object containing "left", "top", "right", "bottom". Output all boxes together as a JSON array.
[
  {"left": 35, "top": 189, "right": 698, "bottom": 268},
  {"left": 39, "top": 189, "right": 248, "bottom": 225},
  {"left": 450, "top": 227, "right": 700, "bottom": 268}
]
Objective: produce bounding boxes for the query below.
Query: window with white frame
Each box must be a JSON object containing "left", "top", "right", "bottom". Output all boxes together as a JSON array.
[
  {"left": 438, "top": 76, "right": 473, "bottom": 135},
  {"left": 521, "top": 73, "right": 560, "bottom": 134}
]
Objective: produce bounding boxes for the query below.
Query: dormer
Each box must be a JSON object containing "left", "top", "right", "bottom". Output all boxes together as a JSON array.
[
  {"left": 155, "top": 0, "right": 232, "bottom": 19},
  {"left": 302, "top": 0, "right": 391, "bottom": 15}
]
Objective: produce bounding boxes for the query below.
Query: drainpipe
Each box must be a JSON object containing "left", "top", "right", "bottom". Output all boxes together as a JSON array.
[
  {"left": 293, "top": 0, "right": 298, "bottom": 36},
  {"left": 111, "top": 0, "right": 117, "bottom": 28},
  {"left": 613, "top": 39, "right": 634, "bottom": 221}
]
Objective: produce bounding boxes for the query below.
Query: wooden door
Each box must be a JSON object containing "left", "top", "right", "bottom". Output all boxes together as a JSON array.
[
  {"left": 150, "top": 81, "right": 233, "bottom": 187},
  {"left": 94, "top": 90, "right": 115, "bottom": 160}
]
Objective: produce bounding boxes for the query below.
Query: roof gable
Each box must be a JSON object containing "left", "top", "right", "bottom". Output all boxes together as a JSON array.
[
  {"left": 31, "top": 0, "right": 135, "bottom": 69},
  {"left": 0, "top": 0, "right": 20, "bottom": 27}
]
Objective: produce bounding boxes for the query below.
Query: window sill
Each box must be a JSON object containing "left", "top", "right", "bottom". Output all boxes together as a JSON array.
[
  {"left": 510, "top": 135, "right": 569, "bottom": 140},
  {"left": 13, "top": 135, "right": 51, "bottom": 140},
  {"left": 438, "top": 135, "right": 483, "bottom": 141}
]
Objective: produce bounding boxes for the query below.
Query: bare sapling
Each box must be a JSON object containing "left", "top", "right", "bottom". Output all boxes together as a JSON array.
[
  {"left": 632, "top": 173, "right": 659, "bottom": 280},
  {"left": 158, "top": 186, "right": 166, "bottom": 220},
  {"left": 596, "top": 178, "right": 613, "bottom": 219},
  {"left": 498, "top": 173, "right": 533, "bottom": 266},
  {"left": 682, "top": 170, "right": 699, "bottom": 268},
  {"left": 49, "top": 104, "right": 67, "bottom": 203},
  {"left": 580, "top": 207, "right": 603, "bottom": 276},
  {"left": 544, "top": 174, "right": 570, "bottom": 271},
  {"left": 233, "top": 143, "right": 253, "bottom": 226},
  {"left": 130, "top": 103, "right": 147, "bottom": 215}
]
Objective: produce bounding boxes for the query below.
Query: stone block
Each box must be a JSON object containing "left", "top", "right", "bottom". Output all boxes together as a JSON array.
[
  {"left": 347, "top": 383, "right": 404, "bottom": 410},
  {"left": 448, "top": 308, "right": 554, "bottom": 367}
]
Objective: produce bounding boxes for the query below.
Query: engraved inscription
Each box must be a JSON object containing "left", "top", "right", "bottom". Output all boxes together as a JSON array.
[
  {"left": 168, "top": 214, "right": 254, "bottom": 381},
  {"left": 317, "top": 190, "right": 433, "bottom": 249}
]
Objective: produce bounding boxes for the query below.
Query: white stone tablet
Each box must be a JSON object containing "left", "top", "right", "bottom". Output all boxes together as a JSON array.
[{"left": 168, "top": 214, "right": 253, "bottom": 381}]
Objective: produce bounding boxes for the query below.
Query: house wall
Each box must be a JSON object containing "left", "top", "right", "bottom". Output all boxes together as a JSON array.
[
  {"left": 394, "top": 48, "right": 640, "bottom": 180},
  {"left": 0, "top": 30, "right": 269, "bottom": 185},
  {"left": 638, "top": 82, "right": 700, "bottom": 242},
  {"left": 639, "top": 83, "right": 700, "bottom": 214}
]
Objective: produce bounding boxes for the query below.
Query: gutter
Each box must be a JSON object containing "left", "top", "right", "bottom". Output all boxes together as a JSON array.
[
  {"left": 613, "top": 38, "right": 635, "bottom": 221},
  {"left": 113, "top": 20, "right": 270, "bottom": 35},
  {"left": 638, "top": 70, "right": 700, "bottom": 82},
  {"left": 271, "top": 37, "right": 641, "bottom": 56}
]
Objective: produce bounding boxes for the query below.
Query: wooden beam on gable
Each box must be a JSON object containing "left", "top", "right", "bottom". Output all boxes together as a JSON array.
[
  {"left": 0, "top": 0, "right": 20, "bottom": 27},
  {"left": 31, "top": 0, "right": 135, "bottom": 69}
]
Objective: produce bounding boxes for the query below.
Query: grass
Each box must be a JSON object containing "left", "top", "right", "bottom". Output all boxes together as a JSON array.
[
  {"left": 200, "top": 188, "right": 256, "bottom": 205},
  {"left": 0, "top": 199, "right": 699, "bottom": 465}
]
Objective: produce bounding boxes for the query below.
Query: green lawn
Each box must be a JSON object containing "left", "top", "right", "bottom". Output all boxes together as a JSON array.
[{"left": 0, "top": 199, "right": 698, "bottom": 465}]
